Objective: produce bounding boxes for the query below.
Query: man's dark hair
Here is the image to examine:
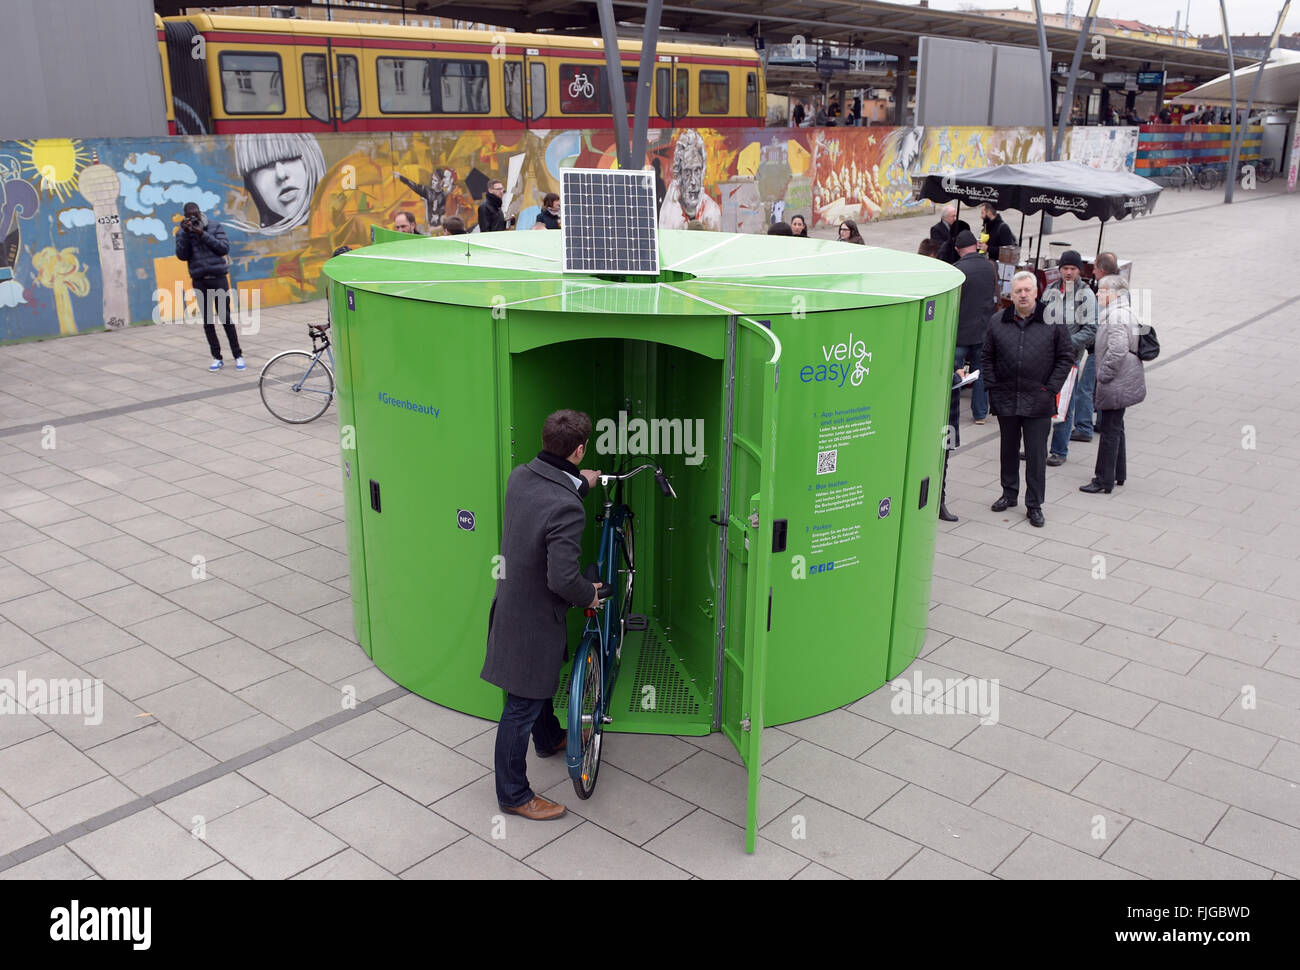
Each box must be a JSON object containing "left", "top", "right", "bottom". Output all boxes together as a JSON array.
[
  {"left": 918, "top": 238, "right": 937, "bottom": 257},
  {"left": 767, "top": 221, "right": 793, "bottom": 236},
  {"left": 542, "top": 410, "right": 592, "bottom": 458},
  {"left": 542, "top": 192, "right": 559, "bottom": 208},
  {"left": 443, "top": 216, "right": 466, "bottom": 235},
  {"left": 489, "top": 179, "right": 504, "bottom": 191},
  {"left": 1095, "top": 251, "right": 1119, "bottom": 277},
  {"left": 395, "top": 211, "right": 415, "bottom": 228}
]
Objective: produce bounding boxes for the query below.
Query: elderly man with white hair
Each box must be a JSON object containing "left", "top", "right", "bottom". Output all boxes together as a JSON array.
[
  {"left": 930, "top": 204, "right": 957, "bottom": 262},
  {"left": 980, "top": 270, "right": 1074, "bottom": 527}
]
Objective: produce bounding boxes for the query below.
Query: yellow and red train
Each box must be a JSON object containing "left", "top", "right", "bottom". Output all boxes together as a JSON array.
[{"left": 156, "top": 14, "right": 766, "bottom": 135}]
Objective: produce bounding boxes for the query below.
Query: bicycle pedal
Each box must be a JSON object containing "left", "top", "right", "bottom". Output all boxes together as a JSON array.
[{"left": 624, "top": 614, "right": 648, "bottom": 631}]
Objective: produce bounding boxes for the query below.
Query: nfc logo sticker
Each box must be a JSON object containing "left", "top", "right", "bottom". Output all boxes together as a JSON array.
[
  {"left": 347, "top": 289, "right": 355, "bottom": 311},
  {"left": 457, "top": 509, "right": 476, "bottom": 531},
  {"left": 878, "top": 497, "right": 892, "bottom": 519},
  {"left": 924, "top": 299, "right": 935, "bottom": 322}
]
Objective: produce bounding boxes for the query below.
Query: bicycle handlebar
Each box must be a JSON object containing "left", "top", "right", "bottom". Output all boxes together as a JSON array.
[{"left": 598, "top": 463, "right": 677, "bottom": 498}]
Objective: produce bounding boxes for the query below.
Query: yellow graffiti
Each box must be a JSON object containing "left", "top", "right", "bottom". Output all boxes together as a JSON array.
[{"left": 32, "top": 246, "right": 90, "bottom": 335}]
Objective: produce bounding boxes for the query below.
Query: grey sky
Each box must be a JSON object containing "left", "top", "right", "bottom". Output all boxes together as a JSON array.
[{"left": 919, "top": 2, "right": 1296, "bottom": 37}]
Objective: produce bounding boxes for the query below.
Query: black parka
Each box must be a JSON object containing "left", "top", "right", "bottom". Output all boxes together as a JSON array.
[{"left": 980, "top": 300, "right": 1074, "bottom": 418}]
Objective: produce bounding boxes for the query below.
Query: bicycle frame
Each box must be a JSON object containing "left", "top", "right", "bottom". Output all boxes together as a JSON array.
[
  {"left": 565, "top": 462, "right": 673, "bottom": 790},
  {"left": 296, "top": 331, "right": 335, "bottom": 396}
]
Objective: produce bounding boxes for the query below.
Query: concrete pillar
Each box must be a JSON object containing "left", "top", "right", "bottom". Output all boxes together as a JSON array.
[{"left": 892, "top": 43, "right": 915, "bottom": 125}]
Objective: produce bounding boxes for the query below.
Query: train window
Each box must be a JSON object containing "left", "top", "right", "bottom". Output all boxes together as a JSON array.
[
  {"left": 746, "top": 71, "right": 759, "bottom": 118},
  {"left": 436, "top": 60, "right": 489, "bottom": 113},
  {"left": 529, "top": 62, "right": 546, "bottom": 120},
  {"left": 699, "top": 70, "right": 729, "bottom": 114},
  {"left": 505, "top": 61, "right": 524, "bottom": 121},
  {"left": 338, "top": 55, "right": 360, "bottom": 121},
  {"left": 655, "top": 67, "right": 670, "bottom": 119},
  {"left": 219, "top": 52, "right": 285, "bottom": 114},
  {"left": 560, "top": 64, "right": 604, "bottom": 113},
  {"left": 378, "top": 57, "right": 432, "bottom": 112},
  {"left": 622, "top": 67, "right": 638, "bottom": 108},
  {"left": 303, "top": 54, "right": 331, "bottom": 123},
  {"left": 675, "top": 68, "right": 689, "bottom": 117}
]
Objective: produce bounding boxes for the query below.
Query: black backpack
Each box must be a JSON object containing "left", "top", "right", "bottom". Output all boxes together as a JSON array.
[{"left": 1135, "top": 325, "right": 1160, "bottom": 362}]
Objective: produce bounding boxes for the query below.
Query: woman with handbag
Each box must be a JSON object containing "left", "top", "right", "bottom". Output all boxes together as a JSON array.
[{"left": 1080, "top": 275, "right": 1146, "bottom": 494}]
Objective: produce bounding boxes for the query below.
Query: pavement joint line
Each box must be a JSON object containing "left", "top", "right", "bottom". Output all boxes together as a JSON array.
[
  {"left": 0, "top": 383, "right": 254, "bottom": 439},
  {"left": 0, "top": 684, "right": 409, "bottom": 874}
]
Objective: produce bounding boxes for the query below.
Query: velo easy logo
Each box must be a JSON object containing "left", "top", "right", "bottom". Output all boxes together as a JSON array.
[{"left": 800, "top": 332, "right": 871, "bottom": 388}]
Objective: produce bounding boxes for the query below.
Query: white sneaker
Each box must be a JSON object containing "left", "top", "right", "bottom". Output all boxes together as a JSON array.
[
  {"left": 209, "top": 359, "right": 223, "bottom": 371},
  {"left": 235, "top": 357, "right": 247, "bottom": 370}
]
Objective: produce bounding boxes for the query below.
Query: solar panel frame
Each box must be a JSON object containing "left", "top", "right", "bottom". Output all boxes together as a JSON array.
[{"left": 561, "top": 168, "right": 660, "bottom": 276}]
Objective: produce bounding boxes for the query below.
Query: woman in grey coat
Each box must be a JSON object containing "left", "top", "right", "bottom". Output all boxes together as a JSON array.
[{"left": 1080, "top": 276, "right": 1146, "bottom": 493}]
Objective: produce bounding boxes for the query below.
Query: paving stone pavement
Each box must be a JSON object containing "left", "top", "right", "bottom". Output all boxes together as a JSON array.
[{"left": 1, "top": 183, "right": 1298, "bottom": 879}]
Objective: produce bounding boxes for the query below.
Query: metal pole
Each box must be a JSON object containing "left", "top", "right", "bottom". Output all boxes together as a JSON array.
[
  {"left": 1230, "top": 1, "right": 1291, "bottom": 200},
  {"left": 1033, "top": 0, "right": 1055, "bottom": 159},
  {"left": 1053, "top": 0, "right": 1103, "bottom": 162},
  {"left": 596, "top": 0, "right": 633, "bottom": 168},
  {"left": 1219, "top": 0, "right": 1238, "bottom": 203},
  {"left": 629, "top": 0, "right": 664, "bottom": 165}
]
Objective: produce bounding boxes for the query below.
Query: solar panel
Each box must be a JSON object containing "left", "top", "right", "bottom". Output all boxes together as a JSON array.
[{"left": 561, "top": 168, "right": 660, "bottom": 276}]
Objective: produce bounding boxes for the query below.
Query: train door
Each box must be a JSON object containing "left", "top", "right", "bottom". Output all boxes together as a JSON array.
[
  {"left": 505, "top": 47, "right": 547, "bottom": 129},
  {"left": 300, "top": 42, "right": 361, "bottom": 132}
]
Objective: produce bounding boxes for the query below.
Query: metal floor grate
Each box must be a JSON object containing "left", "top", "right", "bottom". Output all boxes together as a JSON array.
[
  {"left": 627, "top": 627, "right": 700, "bottom": 716},
  {"left": 553, "top": 627, "right": 702, "bottom": 718}
]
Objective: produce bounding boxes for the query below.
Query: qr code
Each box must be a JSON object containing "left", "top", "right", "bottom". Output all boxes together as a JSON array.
[{"left": 816, "top": 449, "right": 837, "bottom": 475}]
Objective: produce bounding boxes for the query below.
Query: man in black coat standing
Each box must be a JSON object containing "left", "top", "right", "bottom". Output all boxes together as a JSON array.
[
  {"left": 477, "top": 178, "right": 509, "bottom": 232},
  {"left": 978, "top": 203, "right": 1018, "bottom": 263},
  {"left": 939, "top": 229, "right": 998, "bottom": 522},
  {"left": 930, "top": 205, "right": 957, "bottom": 262},
  {"left": 482, "top": 410, "right": 603, "bottom": 820},
  {"left": 174, "top": 201, "right": 243, "bottom": 372},
  {"left": 981, "top": 271, "right": 1073, "bottom": 527}
]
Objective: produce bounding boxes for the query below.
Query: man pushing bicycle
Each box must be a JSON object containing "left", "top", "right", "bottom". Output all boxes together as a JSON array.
[{"left": 482, "top": 410, "right": 605, "bottom": 821}]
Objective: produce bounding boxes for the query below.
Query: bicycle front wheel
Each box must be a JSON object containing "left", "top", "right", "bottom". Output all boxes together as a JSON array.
[
  {"left": 568, "top": 635, "right": 604, "bottom": 800},
  {"left": 1257, "top": 162, "right": 1275, "bottom": 184},
  {"left": 259, "top": 351, "right": 334, "bottom": 424},
  {"left": 1196, "top": 167, "right": 1219, "bottom": 190}
]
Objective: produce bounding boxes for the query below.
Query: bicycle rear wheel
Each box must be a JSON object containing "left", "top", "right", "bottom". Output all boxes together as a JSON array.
[
  {"left": 1196, "top": 167, "right": 1220, "bottom": 190},
  {"left": 259, "top": 350, "right": 334, "bottom": 424},
  {"left": 1257, "top": 161, "right": 1275, "bottom": 184},
  {"left": 568, "top": 635, "right": 604, "bottom": 800}
]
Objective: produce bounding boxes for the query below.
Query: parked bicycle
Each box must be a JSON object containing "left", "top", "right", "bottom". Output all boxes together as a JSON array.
[
  {"left": 566, "top": 460, "right": 677, "bottom": 799},
  {"left": 259, "top": 321, "right": 335, "bottom": 423}
]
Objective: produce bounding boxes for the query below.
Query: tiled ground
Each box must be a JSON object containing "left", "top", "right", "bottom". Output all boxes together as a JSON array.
[{"left": 1, "top": 181, "right": 1297, "bottom": 879}]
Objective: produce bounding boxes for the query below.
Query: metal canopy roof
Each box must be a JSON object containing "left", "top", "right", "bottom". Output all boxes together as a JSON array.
[
  {"left": 1173, "top": 49, "right": 1300, "bottom": 108},
  {"left": 157, "top": 1, "right": 1245, "bottom": 81}
]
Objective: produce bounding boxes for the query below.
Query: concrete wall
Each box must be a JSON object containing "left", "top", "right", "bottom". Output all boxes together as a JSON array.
[{"left": 0, "top": 0, "right": 166, "bottom": 139}]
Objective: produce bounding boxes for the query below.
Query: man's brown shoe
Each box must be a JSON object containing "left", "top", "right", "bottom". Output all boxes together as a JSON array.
[
  {"left": 500, "top": 796, "right": 567, "bottom": 821},
  {"left": 535, "top": 733, "right": 567, "bottom": 758}
]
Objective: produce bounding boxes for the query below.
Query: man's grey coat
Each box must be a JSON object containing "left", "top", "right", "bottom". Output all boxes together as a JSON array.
[{"left": 481, "top": 457, "right": 597, "bottom": 699}]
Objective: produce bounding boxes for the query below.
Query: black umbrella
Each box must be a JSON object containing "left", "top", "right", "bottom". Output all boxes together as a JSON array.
[{"left": 912, "top": 161, "right": 1163, "bottom": 263}]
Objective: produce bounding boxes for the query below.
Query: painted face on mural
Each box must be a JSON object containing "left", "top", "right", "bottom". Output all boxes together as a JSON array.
[
  {"left": 673, "top": 137, "right": 706, "bottom": 216},
  {"left": 249, "top": 156, "right": 310, "bottom": 222}
]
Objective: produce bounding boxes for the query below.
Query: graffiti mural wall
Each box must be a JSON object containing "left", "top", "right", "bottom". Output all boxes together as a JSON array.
[{"left": 0, "top": 125, "right": 1136, "bottom": 343}]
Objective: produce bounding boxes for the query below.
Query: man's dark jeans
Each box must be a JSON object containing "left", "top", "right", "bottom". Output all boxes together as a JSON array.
[
  {"left": 193, "top": 274, "right": 243, "bottom": 360},
  {"left": 997, "top": 414, "right": 1051, "bottom": 510},
  {"left": 494, "top": 692, "right": 565, "bottom": 808}
]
